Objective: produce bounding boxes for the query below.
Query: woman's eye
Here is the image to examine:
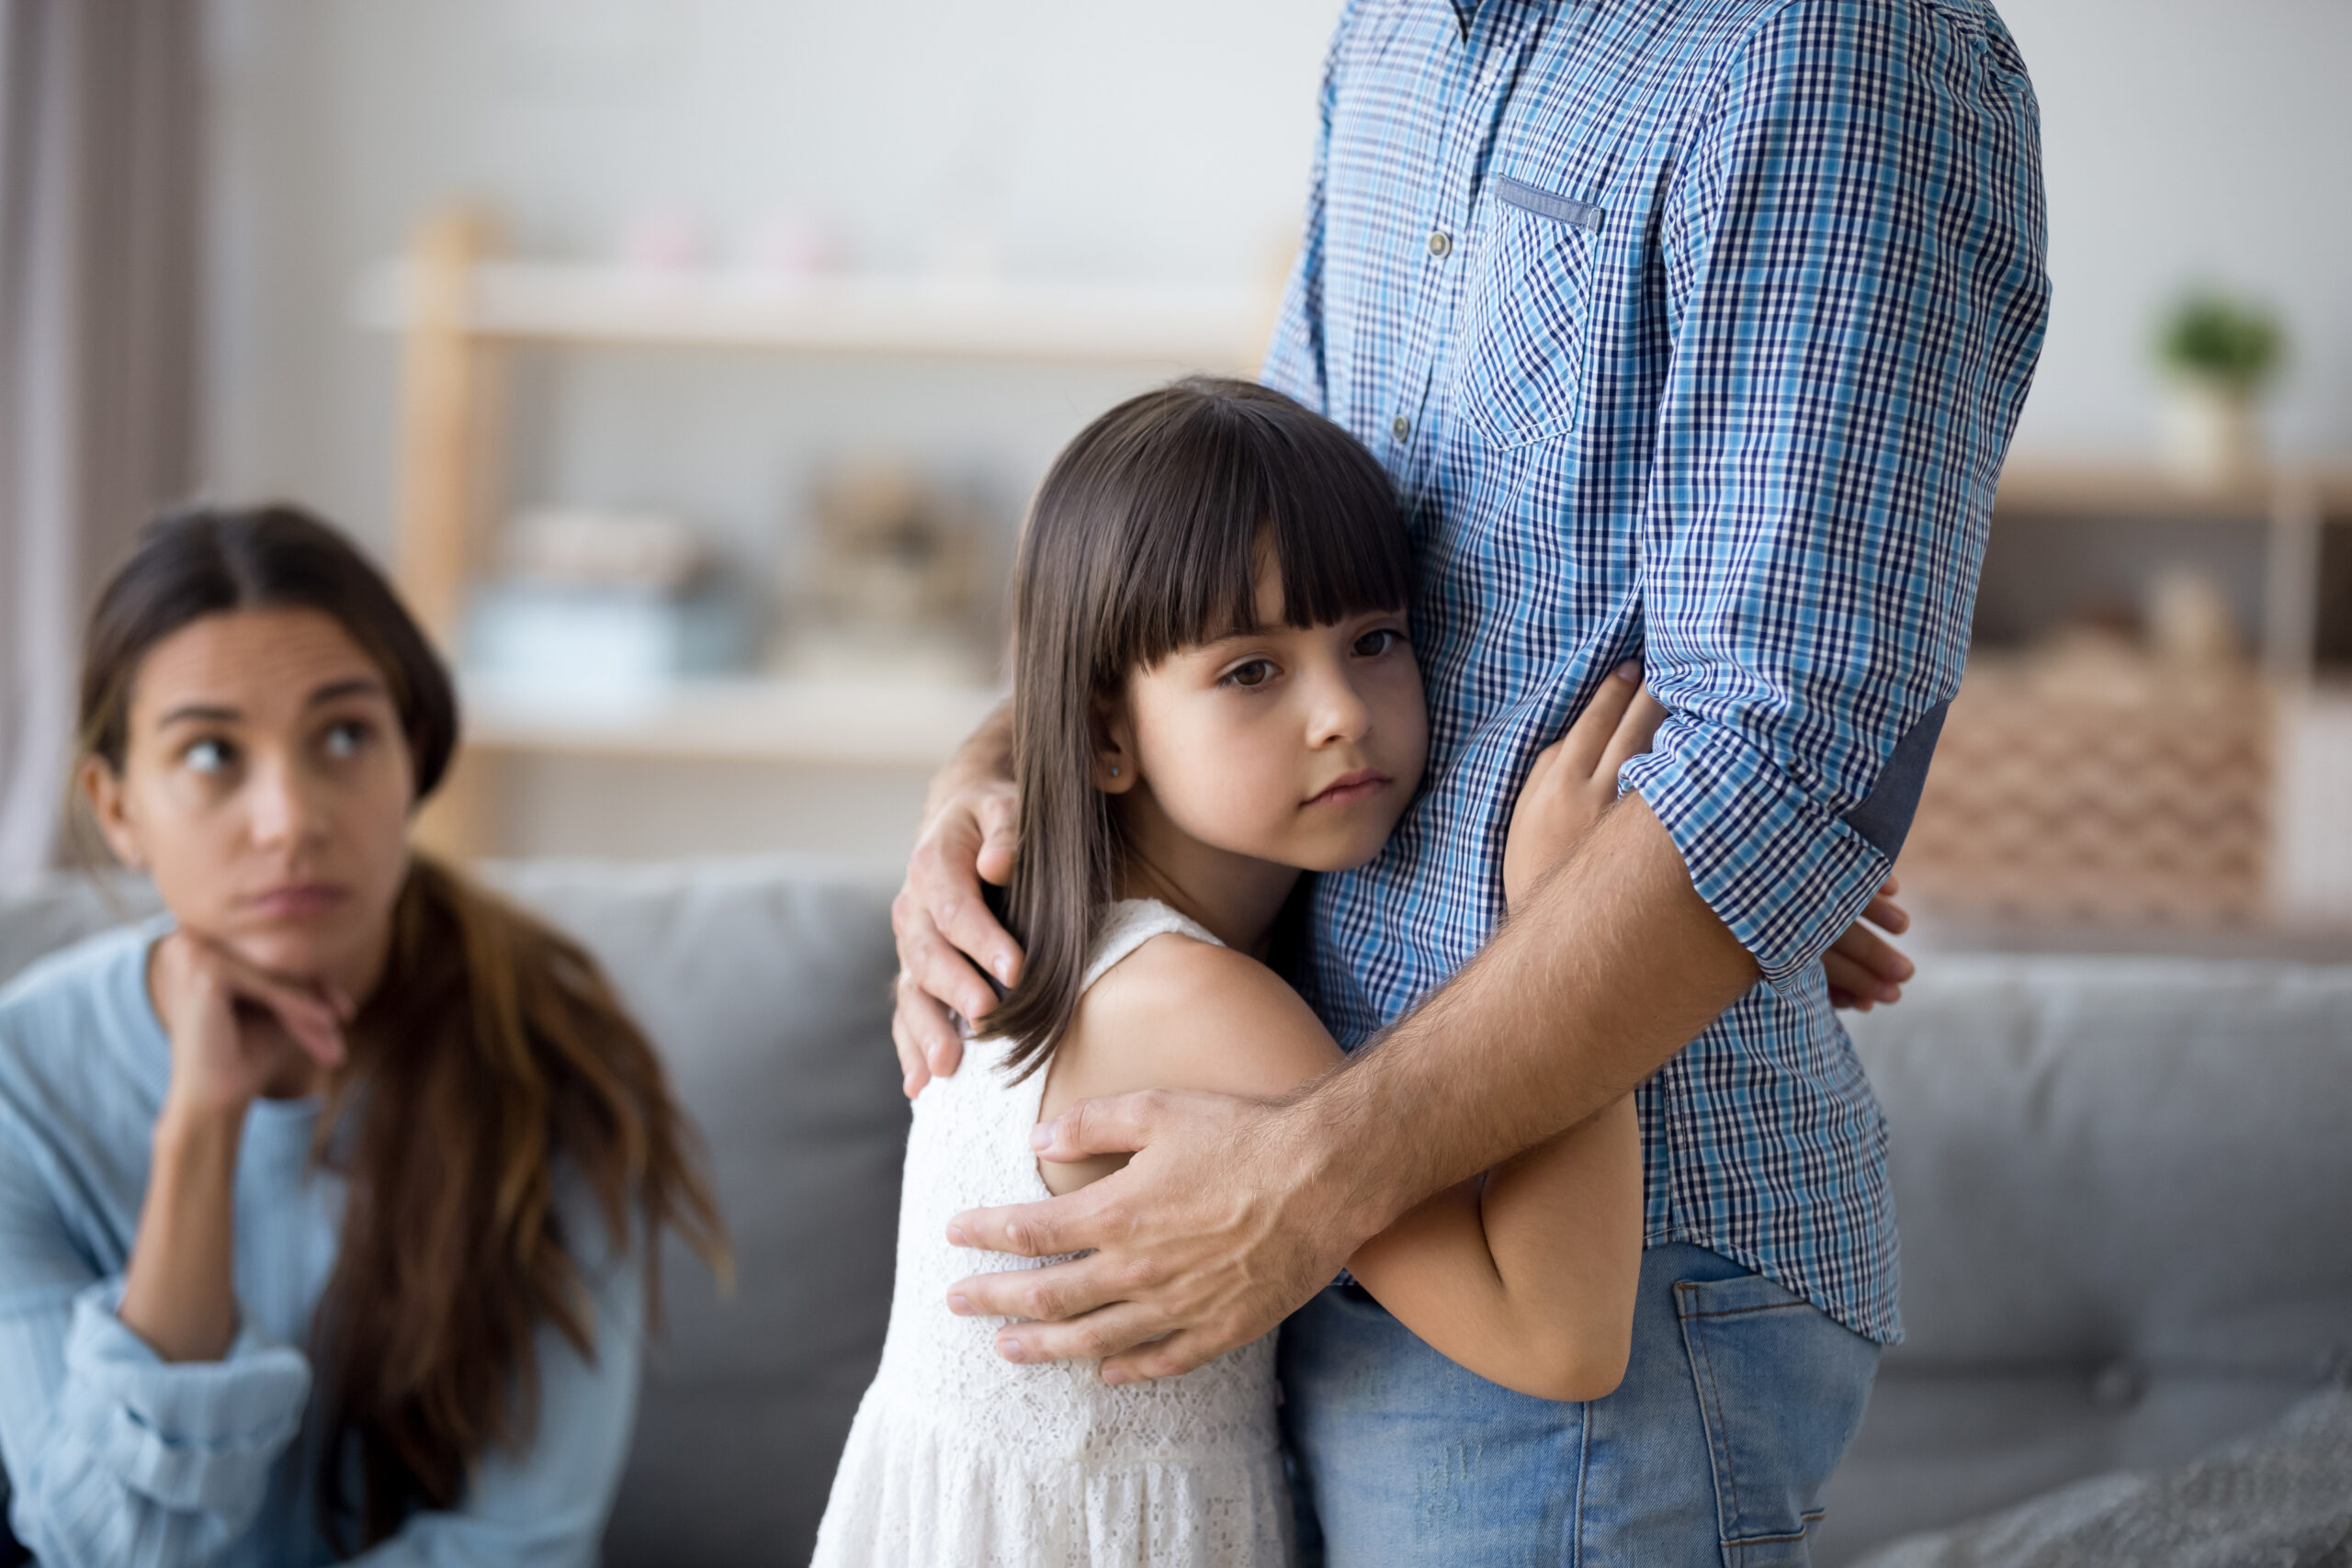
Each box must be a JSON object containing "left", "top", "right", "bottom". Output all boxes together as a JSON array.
[
  {"left": 321, "top": 720, "right": 371, "bottom": 760},
  {"left": 1353, "top": 627, "right": 1405, "bottom": 658},
  {"left": 1222, "top": 660, "right": 1276, "bottom": 689},
  {"left": 184, "top": 738, "right": 234, "bottom": 774}
]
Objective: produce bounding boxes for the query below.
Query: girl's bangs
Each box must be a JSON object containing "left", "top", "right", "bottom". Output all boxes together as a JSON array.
[{"left": 1108, "top": 394, "right": 1414, "bottom": 676}]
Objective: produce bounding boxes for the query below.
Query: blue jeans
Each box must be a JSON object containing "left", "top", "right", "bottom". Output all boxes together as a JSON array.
[{"left": 1278, "top": 1244, "right": 1880, "bottom": 1567}]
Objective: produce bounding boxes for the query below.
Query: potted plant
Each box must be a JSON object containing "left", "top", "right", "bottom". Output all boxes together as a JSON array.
[{"left": 2154, "top": 288, "right": 2284, "bottom": 487}]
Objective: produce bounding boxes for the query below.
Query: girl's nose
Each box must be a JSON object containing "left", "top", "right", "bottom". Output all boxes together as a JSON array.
[{"left": 1307, "top": 671, "right": 1374, "bottom": 748}]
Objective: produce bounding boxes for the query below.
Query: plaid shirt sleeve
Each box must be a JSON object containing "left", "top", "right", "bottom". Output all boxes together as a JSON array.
[{"left": 1618, "top": 0, "right": 2050, "bottom": 987}]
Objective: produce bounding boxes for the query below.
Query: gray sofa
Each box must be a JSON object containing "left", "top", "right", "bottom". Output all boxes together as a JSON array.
[
  {"left": 1826, "top": 955, "right": 2352, "bottom": 1562},
  {"left": 2, "top": 859, "right": 2347, "bottom": 1565}
]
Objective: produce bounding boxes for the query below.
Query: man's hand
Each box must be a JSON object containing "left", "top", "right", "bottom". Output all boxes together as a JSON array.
[
  {"left": 944, "top": 1089, "right": 1379, "bottom": 1384},
  {"left": 892, "top": 705, "right": 1023, "bottom": 1096},
  {"left": 947, "top": 796, "right": 1758, "bottom": 1383}
]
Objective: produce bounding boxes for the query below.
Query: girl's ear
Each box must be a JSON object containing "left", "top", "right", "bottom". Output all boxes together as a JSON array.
[
  {"left": 1091, "top": 694, "right": 1138, "bottom": 795},
  {"left": 79, "top": 756, "right": 145, "bottom": 871}
]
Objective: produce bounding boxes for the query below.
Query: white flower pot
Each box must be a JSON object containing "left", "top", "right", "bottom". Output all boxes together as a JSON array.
[{"left": 2158, "top": 379, "right": 2264, "bottom": 488}]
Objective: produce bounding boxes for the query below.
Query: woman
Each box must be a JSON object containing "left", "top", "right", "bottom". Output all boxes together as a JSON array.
[{"left": 0, "top": 505, "right": 725, "bottom": 1563}]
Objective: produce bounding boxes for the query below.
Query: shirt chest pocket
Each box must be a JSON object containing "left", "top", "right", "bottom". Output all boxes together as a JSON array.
[{"left": 1451, "top": 175, "right": 1603, "bottom": 450}]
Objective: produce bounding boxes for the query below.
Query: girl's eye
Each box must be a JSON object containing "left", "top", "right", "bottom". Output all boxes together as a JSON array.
[
  {"left": 184, "top": 738, "right": 234, "bottom": 774},
  {"left": 1353, "top": 627, "right": 1405, "bottom": 658},
  {"left": 1222, "top": 659, "right": 1276, "bottom": 690},
  {"left": 322, "top": 719, "right": 371, "bottom": 760}
]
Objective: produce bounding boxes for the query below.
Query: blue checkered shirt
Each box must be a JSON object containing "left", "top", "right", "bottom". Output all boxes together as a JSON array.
[{"left": 1264, "top": 0, "right": 2050, "bottom": 1342}]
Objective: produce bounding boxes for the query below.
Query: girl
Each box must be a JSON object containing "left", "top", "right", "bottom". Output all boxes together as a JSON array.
[
  {"left": 0, "top": 506, "right": 726, "bottom": 1562},
  {"left": 814, "top": 378, "right": 1667, "bottom": 1565}
]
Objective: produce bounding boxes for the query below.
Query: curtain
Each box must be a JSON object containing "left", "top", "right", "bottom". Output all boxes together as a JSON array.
[{"left": 0, "top": 0, "right": 199, "bottom": 882}]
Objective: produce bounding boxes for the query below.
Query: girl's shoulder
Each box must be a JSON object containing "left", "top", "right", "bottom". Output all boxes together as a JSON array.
[{"left": 1049, "top": 911, "right": 1343, "bottom": 1110}]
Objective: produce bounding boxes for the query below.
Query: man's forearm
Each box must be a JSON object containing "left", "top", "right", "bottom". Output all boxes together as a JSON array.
[{"left": 1303, "top": 793, "right": 1758, "bottom": 1230}]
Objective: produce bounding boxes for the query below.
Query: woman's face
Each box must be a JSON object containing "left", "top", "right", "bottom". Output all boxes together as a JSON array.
[
  {"left": 84, "top": 607, "right": 416, "bottom": 992},
  {"left": 1112, "top": 558, "right": 1429, "bottom": 876}
]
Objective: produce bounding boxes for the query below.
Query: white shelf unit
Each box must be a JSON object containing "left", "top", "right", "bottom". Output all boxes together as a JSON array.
[
  {"left": 368, "top": 208, "right": 1274, "bottom": 855},
  {"left": 1985, "top": 461, "right": 2352, "bottom": 682},
  {"left": 356, "top": 259, "right": 1276, "bottom": 366},
  {"left": 458, "top": 675, "right": 1008, "bottom": 768}
]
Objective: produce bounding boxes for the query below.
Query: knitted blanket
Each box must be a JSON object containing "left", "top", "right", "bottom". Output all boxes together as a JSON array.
[{"left": 1860, "top": 1386, "right": 2352, "bottom": 1568}]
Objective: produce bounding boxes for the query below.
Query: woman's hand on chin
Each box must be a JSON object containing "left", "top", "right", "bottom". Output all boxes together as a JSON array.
[{"left": 150, "top": 929, "right": 352, "bottom": 1122}]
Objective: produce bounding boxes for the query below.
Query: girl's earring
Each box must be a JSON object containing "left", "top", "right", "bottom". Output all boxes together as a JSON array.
[{"left": 1109, "top": 765, "right": 1121, "bottom": 777}]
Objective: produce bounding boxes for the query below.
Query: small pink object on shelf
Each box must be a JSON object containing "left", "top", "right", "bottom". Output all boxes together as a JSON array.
[{"left": 620, "top": 209, "right": 701, "bottom": 274}]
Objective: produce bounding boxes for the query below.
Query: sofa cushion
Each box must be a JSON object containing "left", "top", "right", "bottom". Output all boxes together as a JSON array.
[
  {"left": 484, "top": 858, "right": 905, "bottom": 1567},
  {"left": 1821, "top": 954, "right": 2352, "bottom": 1563}
]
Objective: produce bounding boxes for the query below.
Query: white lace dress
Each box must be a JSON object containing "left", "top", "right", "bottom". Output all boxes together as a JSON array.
[{"left": 812, "top": 900, "right": 1293, "bottom": 1568}]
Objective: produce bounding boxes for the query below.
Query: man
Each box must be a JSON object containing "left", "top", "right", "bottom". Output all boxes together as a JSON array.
[{"left": 891, "top": 0, "right": 2049, "bottom": 1559}]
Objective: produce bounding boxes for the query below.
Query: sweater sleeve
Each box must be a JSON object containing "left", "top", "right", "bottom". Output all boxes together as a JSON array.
[{"left": 0, "top": 1131, "right": 311, "bottom": 1565}]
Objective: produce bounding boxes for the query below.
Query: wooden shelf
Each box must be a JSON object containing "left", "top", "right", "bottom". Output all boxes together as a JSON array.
[
  {"left": 357, "top": 258, "right": 1271, "bottom": 368},
  {"left": 1984, "top": 458, "right": 2352, "bottom": 682},
  {"left": 1993, "top": 461, "right": 2352, "bottom": 524},
  {"left": 458, "top": 673, "right": 1006, "bottom": 767}
]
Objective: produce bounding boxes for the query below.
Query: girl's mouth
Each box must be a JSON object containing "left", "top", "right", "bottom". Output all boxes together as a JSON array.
[{"left": 1306, "top": 770, "right": 1391, "bottom": 808}]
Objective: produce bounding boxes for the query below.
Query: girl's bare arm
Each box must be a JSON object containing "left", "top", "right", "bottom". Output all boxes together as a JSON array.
[
  {"left": 1024, "top": 673, "right": 1675, "bottom": 1397},
  {"left": 1042, "top": 938, "right": 1637, "bottom": 1399}
]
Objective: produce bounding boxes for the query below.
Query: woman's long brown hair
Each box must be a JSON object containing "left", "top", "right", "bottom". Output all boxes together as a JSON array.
[
  {"left": 988, "top": 378, "right": 1415, "bottom": 1077},
  {"left": 74, "top": 504, "right": 729, "bottom": 1550}
]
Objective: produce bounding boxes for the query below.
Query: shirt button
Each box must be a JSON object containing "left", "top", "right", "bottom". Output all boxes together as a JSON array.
[
  {"left": 1391, "top": 415, "right": 1411, "bottom": 441},
  {"left": 1427, "top": 231, "right": 1453, "bottom": 258}
]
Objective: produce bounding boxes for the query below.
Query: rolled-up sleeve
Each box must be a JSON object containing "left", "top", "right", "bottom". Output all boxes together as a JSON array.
[
  {"left": 1619, "top": 0, "right": 2050, "bottom": 986},
  {"left": 0, "top": 1168, "right": 311, "bottom": 1567},
  {"left": 0, "top": 1081, "right": 320, "bottom": 1568},
  {"left": 56, "top": 1282, "right": 311, "bottom": 1520}
]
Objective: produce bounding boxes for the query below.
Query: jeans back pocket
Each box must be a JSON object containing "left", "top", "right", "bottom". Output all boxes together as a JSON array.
[
  {"left": 1674, "top": 1270, "right": 1881, "bottom": 1566},
  {"left": 1451, "top": 175, "right": 1602, "bottom": 450}
]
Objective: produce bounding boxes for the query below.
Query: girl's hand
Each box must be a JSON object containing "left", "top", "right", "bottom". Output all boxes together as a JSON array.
[
  {"left": 1825, "top": 878, "right": 1915, "bottom": 1010},
  {"left": 1504, "top": 664, "right": 1669, "bottom": 910},
  {"left": 149, "top": 931, "right": 350, "bottom": 1127}
]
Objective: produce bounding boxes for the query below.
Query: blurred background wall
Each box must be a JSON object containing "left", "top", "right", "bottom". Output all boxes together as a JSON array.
[
  {"left": 198, "top": 0, "right": 2352, "bottom": 531},
  {"left": 17, "top": 0, "right": 2352, "bottom": 945},
  {"left": 200, "top": 0, "right": 1338, "bottom": 560}
]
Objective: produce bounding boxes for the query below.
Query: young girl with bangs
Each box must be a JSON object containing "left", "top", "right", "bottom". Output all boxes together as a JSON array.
[
  {"left": 814, "top": 378, "right": 1670, "bottom": 1566},
  {"left": 0, "top": 507, "right": 726, "bottom": 1562}
]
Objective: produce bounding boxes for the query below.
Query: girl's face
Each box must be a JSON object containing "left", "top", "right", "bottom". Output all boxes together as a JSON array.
[
  {"left": 83, "top": 608, "right": 416, "bottom": 993},
  {"left": 1103, "top": 559, "right": 1428, "bottom": 876}
]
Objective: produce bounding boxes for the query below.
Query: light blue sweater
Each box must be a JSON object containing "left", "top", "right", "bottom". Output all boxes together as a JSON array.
[{"left": 0, "top": 922, "right": 646, "bottom": 1566}]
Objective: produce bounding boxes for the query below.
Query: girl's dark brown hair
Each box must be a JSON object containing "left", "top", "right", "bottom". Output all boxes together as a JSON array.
[
  {"left": 75, "top": 504, "right": 728, "bottom": 1550},
  {"left": 989, "top": 378, "right": 1413, "bottom": 1077}
]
